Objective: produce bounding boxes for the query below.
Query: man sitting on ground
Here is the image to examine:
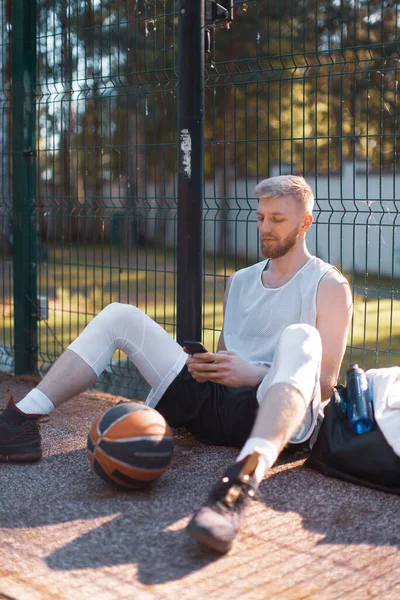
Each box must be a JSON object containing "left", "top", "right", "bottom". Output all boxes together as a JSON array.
[{"left": 0, "top": 175, "right": 352, "bottom": 553}]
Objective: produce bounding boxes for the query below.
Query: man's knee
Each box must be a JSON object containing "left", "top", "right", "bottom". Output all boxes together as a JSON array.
[
  {"left": 257, "top": 324, "right": 321, "bottom": 408},
  {"left": 277, "top": 324, "right": 322, "bottom": 363},
  {"left": 99, "top": 302, "right": 142, "bottom": 325}
]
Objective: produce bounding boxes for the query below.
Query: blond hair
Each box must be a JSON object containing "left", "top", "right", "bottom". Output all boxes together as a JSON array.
[{"left": 254, "top": 174, "right": 314, "bottom": 214}]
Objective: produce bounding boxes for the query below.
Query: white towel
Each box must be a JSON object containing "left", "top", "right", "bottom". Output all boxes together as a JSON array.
[{"left": 366, "top": 367, "right": 400, "bottom": 457}]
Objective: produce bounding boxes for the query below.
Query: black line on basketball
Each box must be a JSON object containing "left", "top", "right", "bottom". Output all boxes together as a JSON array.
[
  {"left": 112, "top": 469, "right": 153, "bottom": 488},
  {"left": 93, "top": 457, "right": 117, "bottom": 487},
  {"left": 87, "top": 434, "right": 95, "bottom": 453},
  {"left": 98, "top": 403, "right": 150, "bottom": 435},
  {"left": 99, "top": 437, "right": 175, "bottom": 469}
]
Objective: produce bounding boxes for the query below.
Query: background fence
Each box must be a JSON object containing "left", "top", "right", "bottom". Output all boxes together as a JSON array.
[{"left": 1, "top": 0, "right": 400, "bottom": 399}]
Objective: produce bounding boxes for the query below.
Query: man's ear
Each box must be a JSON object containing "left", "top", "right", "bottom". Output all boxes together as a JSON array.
[{"left": 302, "top": 213, "right": 313, "bottom": 232}]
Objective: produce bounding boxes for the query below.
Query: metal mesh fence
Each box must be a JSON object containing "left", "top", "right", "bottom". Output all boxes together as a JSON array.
[
  {"left": 34, "top": 0, "right": 179, "bottom": 398},
  {"left": 203, "top": 0, "right": 400, "bottom": 373},
  {"left": 0, "top": 0, "right": 399, "bottom": 396}
]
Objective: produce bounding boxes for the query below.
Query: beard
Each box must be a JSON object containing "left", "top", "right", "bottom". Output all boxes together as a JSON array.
[{"left": 261, "top": 227, "right": 300, "bottom": 259}]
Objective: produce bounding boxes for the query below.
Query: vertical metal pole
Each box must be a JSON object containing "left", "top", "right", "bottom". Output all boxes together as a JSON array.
[
  {"left": 12, "top": 0, "right": 38, "bottom": 374},
  {"left": 177, "top": 0, "right": 204, "bottom": 344}
]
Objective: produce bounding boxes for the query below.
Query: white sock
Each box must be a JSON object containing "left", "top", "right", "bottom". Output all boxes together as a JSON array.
[
  {"left": 16, "top": 389, "right": 55, "bottom": 415},
  {"left": 236, "top": 437, "right": 279, "bottom": 483}
]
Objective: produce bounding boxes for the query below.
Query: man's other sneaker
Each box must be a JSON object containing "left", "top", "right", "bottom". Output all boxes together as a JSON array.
[
  {"left": 0, "top": 397, "right": 44, "bottom": 462},
  {"left": 186, "top": 452, "right": 260, "bottom": 553}
]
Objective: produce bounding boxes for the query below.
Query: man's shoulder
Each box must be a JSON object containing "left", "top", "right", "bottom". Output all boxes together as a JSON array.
[
  {"left": 310, "top": 257, "right": 349, "bottom": 285},
  {"left": 317, "top": 265, "right": 352, "bottom": 309},
  {"left": 319, "top": 263, "right": 350, "bottom": 288}
]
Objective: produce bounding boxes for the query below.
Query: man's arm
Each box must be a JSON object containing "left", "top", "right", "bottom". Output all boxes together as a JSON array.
[
  {"left": 316, "top": 269, "right": 353, "bottom": 401},
  {"left": 216, "top": 273, "right": 233, "bottom": 351}
]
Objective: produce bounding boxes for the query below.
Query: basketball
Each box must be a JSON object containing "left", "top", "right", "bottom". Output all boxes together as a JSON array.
[{"left": 87, "top": 402, "right": 175, "bottom": 489}]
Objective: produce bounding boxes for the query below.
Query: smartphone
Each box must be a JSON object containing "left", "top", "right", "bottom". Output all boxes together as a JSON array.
[{"left": 183, "top": 340, "right": 208, "bottom": 355}]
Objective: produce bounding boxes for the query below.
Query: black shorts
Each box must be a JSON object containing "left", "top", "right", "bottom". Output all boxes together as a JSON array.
[{"left": 155, "top": 365, "right": 260, "bottom": 448}]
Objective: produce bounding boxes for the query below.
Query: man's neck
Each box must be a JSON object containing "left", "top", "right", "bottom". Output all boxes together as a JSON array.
[{"left": 262, "top": 244, "right": 312, "bottom": 287}]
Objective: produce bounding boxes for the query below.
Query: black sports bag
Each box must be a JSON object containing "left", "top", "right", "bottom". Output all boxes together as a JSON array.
[{"left": 306, "top": 385, "right": 400, "bottom": 494}]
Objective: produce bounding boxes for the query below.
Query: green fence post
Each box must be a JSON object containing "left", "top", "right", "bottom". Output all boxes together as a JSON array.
[{"left": 12, "top": 0, "right": 38, "bottom": 374}]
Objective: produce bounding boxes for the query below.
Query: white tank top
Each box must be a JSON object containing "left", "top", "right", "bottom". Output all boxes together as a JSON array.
[{"left": 223, "top": 256, "right": 334, "bottom": 366}]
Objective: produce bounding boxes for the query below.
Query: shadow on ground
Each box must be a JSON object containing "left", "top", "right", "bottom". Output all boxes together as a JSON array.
[
  {"left": 258, "top": 452, "right": 400, "bottom": 549},
  {"left": 0, "top": 437, "right": 232, "bottom": 584},
  {"left": 1, "top": 438, "right": 399, "bottom": 586}
]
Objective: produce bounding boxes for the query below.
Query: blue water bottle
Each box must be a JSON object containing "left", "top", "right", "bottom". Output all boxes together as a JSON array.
[{"left": 345, "top": 364, "right": 374, "bottom": 434}]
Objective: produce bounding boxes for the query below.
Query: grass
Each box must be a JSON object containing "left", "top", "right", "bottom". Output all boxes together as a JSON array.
[{"left": 1, "top": 244, "right": 400, "bottom": 384}]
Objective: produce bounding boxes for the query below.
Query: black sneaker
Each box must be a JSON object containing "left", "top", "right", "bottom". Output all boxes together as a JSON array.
[
  {"left": 0, "top": 397, "right": 45, "bottom": 462},
  {"left": 186, "top": 452, "right": 260, "bottom": 553}
]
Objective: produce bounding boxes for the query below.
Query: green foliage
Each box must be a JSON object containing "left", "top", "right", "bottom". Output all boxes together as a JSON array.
[
  {"left": 30, "top": 0, "right": 400, "bottom": 196},
  {"left": 206, "top": 0, "right": 400, "bottom": 176}
]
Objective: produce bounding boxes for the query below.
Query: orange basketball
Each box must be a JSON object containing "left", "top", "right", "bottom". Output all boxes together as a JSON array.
[{"left": 87, "top": 402, "right": 175, "bottom": 489}]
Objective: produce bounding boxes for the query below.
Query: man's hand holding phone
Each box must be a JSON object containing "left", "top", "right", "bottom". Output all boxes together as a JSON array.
[
  {"left": 183, "top": 340, "right": 216, "bottom": 384},
  {"left": 183, "top": 341, "right": 208, "bottom": 356},
  {"left": 183, "top": 341, "right": 269, "bottom": 387}
]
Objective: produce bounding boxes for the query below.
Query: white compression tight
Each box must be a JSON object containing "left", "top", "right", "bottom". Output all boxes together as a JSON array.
[
  {"left": 69, "top": 307, "right": 321, "bottom": 439},
  {"left": 68, "top": 307, "right": 322, "bottom": 429},
  {"left": 256, "top": 323, "right": 323, "bottom": 444},
  {"left": 68, "top": 302, "right": 188, "bottom": 406},
  {"left": 236, "top": 324, "right": 323, "bottom": 477}
]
